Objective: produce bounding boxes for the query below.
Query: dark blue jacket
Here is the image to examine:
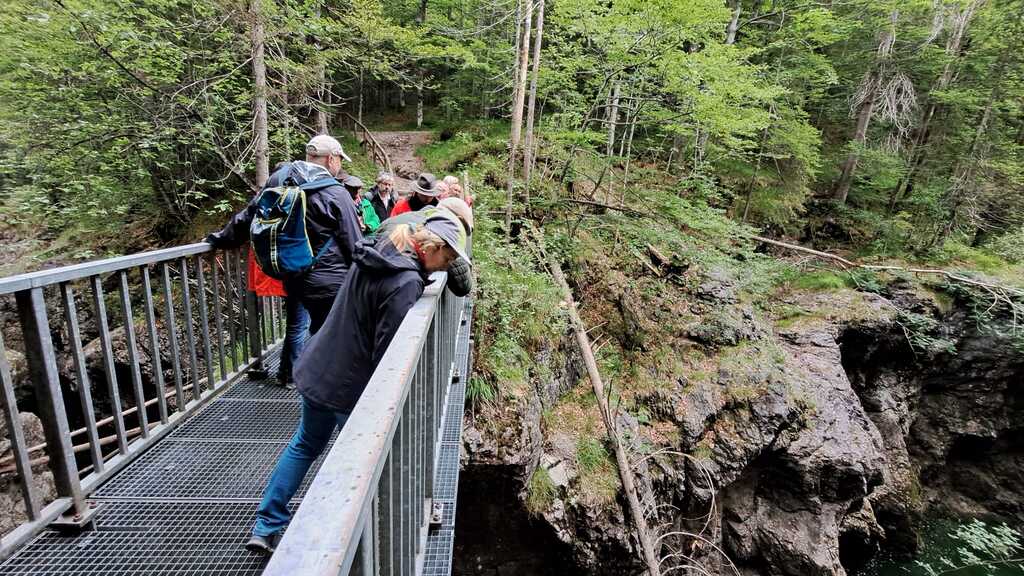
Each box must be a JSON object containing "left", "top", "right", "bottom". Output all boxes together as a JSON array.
[
  {"left": 206, "top": 161, "right": 363, "bottom": 302},
  {"left": 293, "top": 237, "right": 427, "bottom": 412}
]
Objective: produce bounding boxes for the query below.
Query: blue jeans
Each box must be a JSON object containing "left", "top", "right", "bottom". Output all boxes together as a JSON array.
[
  {"left": 277, "top": 295, "right": 309, "bottom": 383},
  {"left": 252, "top": 398, "right": 350, "bottom": 537}
]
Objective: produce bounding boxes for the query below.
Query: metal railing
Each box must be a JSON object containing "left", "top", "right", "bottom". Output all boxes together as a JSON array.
[
  {"left": 0, "top": 244, "right": 284, "bottom": 557},
  {"left": 263, "top": 275, "right": 465, "bottom": 576}
]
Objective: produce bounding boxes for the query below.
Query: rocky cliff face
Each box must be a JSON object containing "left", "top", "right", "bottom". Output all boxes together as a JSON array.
[{"left": 463, "top": 266, "right": 1023, "bottom": 576}]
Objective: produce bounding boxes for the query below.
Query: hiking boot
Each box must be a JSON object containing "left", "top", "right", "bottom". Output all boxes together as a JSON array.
[
  {"left": 245, "top": 533, "right": 280, "bottom": 555},
  {"left": 274, "top": 374, "right": 296, "bottom": 390}
]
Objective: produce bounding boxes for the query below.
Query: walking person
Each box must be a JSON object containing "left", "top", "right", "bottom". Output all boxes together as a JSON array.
[
  {"left": 390, "top": 172, "right": 441, "bottom": 217},
  {"left": 205, "top": 134, "right": 362, "bottom": 335},
  {"left": 245, "top": 213, "right": 469, "bottom": 554}
]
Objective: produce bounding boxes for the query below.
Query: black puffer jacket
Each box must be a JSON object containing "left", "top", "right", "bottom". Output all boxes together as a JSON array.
[
  {"left": 293, "top": 237, "right": 427, "bottom": 412},
  {"left": 205, "top": 161, "right": 363, "bottom": 301}
]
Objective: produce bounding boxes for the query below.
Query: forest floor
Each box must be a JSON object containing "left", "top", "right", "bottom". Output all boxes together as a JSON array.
[{"left": 374, "top": 130, "right": 433, "bottom": 192}]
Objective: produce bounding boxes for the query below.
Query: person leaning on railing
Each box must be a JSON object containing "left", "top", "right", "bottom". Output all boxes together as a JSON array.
[
  {"left": 205, "top": 135, "right": 363, "bottom": 340},
  {"left": 245, "top": 213, "right": 469, "bottom": 555},
  {"left": 373, "top": 197, "right": 474, "bottom": 297}
]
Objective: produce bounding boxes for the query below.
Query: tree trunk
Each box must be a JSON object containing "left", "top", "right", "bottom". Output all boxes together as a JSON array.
[
  {"left": 314, "top": 3, "right": 328, "bottom": 134},
  {"left": 510, "top": 0, "right": 533, "bottom": 149},
  {"left": 941, "top": 82, "right": 999, "bottom": 242},
  {"left": 619, "top": 103, "right": 638, "bottom": 207},
  {"left": 726, "top": 0, "right": 742, "bottom": 44},
  {"left": 606, "top": 82, "right": 620, "bottom": 157},
  {"left": 418, "top": 0, "right": 428, "bottom": 24},
  {"left": 522, "top": 0, "right": 546, "bottom": 194},
  {"left": 416, "top": 85, "right": 424, "bottom": 128},
  {"left": 891, "top": 0, "right": 981, "bottom": 210},
  {"left": 833, "top": 74, "right": 877, "bottom": 203},
  {"left": 535, "top": 229, "right": 662, "bottom": 576},
  {"left": 250, "top": 0, "right": 269, "bottom": 187},
  {"left": 358, "top": 68, "right": 364, "bottom": 124}
]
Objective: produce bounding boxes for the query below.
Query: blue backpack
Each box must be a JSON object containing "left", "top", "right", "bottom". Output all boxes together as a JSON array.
[{"left": 250, "top": 167, "right": 339, "bottom": 280}]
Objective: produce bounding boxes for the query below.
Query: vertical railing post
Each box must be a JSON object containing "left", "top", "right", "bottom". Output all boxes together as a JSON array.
[
  {"left": 179, "top": 258, "right": 202, "bottom": 396},
  {"left": 118, "top": 271, "right": 148, "bottom": 439},
  {"left": 243, "top": 250, "right": 267, "bottom": 377},
  {"left": 91, "top": 277, "right": 129, "bottom": 453},
  {"left": 140, "top": 268, "right": 169, "bottom": 425},
  {"left": 15, "top": 288, "right": 96, "bottom": 527},
  {"left": 0, "top": 329, "right": 41, "bottom": 521},
  {"left": 60, "top": 283, "right": 104, "bottom": 472}
]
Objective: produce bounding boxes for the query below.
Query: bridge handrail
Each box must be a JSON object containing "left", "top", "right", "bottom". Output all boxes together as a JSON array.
[
  {"left": 264, "top": 273, "right": 462, "bottom": 576},
  {"left": 0, "top": 243, "right": 211, "bottom": 296}
]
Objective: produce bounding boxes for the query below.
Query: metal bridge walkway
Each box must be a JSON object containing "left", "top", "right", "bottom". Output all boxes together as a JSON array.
[{"left": 0, "top": 246, "right": 472, "bottom": 576}]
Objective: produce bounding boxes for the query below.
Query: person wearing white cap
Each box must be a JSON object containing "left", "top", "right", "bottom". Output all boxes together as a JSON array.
[
  {"left": 246, "top": 213, "right": 465, "bottom": 555},
  {"left": 206, "top": 134, "right": 364, "bottom": 343}
]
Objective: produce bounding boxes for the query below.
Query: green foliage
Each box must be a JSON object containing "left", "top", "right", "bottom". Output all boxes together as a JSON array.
[
  {"left": 575, "top": 437, "right": 609, "bottom": 474},
  {"left": 896, "top": 310, "right": 957, "bottom": 356},
  {"left": 525, "top": 467, "right": 556, "bottom": 515},
  {"left": 470, "top": 192, "right": 567, "bottom": 393},
  {"left": 787, "top": 270, "right": 852, "bottom": 291},
  {"left": 415, "top": 120, "right": 507, "bottom": 172},
  {"left": 466, "top": 375, "right": 496, "bottom": 408},
  {"left": 987, "top": 227, "right": 1024, "bottom": 264},
  {"left": 915, "top": 519, "right": 1023, "bottom": 576}
]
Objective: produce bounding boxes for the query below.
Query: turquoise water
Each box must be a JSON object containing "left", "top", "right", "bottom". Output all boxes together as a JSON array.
[{"left": 860, "top": 519, "right": 1024, "bottom": 576}]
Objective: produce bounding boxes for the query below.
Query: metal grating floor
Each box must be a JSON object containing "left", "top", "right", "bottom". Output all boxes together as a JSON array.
[
  {"left": 0, "top": 502, "right": 296, "bottom": 576},
  {"left": 221, "top": 379, "right": 300, "bottom": 402},
  {"left": 171, "top": 400, "right": 304, "bottom": 441},
  {"left": 93, "top": 439, "right": 328, "bottom": 501}
]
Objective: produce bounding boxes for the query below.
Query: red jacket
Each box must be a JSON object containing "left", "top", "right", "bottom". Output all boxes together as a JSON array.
[
  {"left": 248, "top": 248, "right": 287, "bottom": 297},
  {"left": 390, "top": 196, "right": 439, "bottom": 218},
  {"left": 390, "top": 197, "right": 413, "bottom": 218}
]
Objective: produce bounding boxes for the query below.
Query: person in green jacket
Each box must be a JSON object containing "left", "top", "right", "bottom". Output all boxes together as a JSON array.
[{"left": 342, "top": 175, "right": 380, "bottom": 233}]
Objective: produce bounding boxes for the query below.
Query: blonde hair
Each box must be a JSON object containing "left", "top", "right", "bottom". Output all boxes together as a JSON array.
[{"left": 388, "top": 223, "right": 447, "bottom": 253}]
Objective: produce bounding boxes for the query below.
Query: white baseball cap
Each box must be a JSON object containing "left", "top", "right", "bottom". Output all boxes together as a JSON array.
[{"left": 306, "top": 134, "right": 352, "bottom": 162}]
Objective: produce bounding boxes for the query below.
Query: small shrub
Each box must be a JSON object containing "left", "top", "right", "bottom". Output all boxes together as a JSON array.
[
  {"left": 576, "top": 437, "right": 609, "bottom": 473},
  {"left": 988, "top": 227, "right": 1024, "bottom": 263},
  {"left": 466, "top": 376, "right": 496, "bottom": 409},
  {"left": 525, "top": 467, "right": 556, "bottom": 515}
]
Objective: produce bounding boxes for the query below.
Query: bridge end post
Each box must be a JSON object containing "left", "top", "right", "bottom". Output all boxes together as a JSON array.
[{"left": 15, "top": 287, "right": 100, "bottom": 531}]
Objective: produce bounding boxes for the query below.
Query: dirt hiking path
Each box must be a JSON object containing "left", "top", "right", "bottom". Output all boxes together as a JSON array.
[{"left": 374, "top": 131, "right": 433, "bottom": 194}]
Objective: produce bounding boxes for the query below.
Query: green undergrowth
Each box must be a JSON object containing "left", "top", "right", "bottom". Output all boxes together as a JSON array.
[
  {"left": 469, "top": 185, "right": 565, "bottom": 404},
  {"left": 415, "top": 120, "right": 507, "bottom": 173},
  {"left": 525, "top": 467, "right": 556, "bottom": 515}
]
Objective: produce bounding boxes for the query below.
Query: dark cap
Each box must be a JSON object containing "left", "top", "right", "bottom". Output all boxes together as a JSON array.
[{"left": 412, "top": 173, "right": 440, "bottom": 197}]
